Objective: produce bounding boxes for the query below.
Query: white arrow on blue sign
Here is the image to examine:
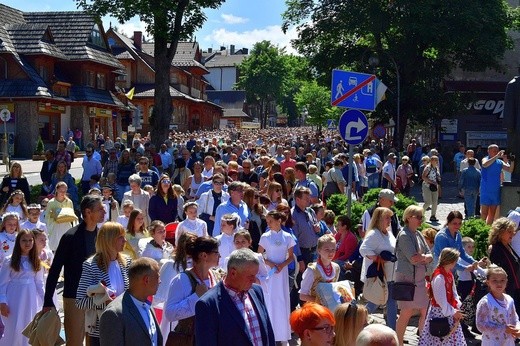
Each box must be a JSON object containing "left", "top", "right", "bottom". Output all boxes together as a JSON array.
[{"left": 339, "top": 110, "right": 369, "bottom": 145}]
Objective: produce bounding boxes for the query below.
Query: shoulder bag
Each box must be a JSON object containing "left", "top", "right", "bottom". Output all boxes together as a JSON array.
[
  {"left": 391, "top": 230, "right": 416, "bottom": 301},
  {"left": 363, "top": 259, "right": 388, "bottom": 305},
  {"left": 165, "top": 270, "right": 198, "bottom": 346}
]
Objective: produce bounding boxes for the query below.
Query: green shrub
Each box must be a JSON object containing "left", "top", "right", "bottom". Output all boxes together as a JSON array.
[
  {"left": 75, "top": 145, "right": 80, "bottom": 152},
  {"left": 35, "top": 136, "right": 44, "bottom": 155},
  {"left": 460, "top": 217, "right": 491, "bottom": 259},
  {"left": 350, "top": 201, "right": 368, "bottom": 226},
  {"left": 394, "top": 194, "right": 418, "bottom": 222},
  {"left": 362, "top": 188, "right": 382, "bottom": 205},
  {"left": 30, "top": 184, "right": 42, "bottom": 204},
  {"left": 326, "top": 194, "right": 348, "bottom": 216}
]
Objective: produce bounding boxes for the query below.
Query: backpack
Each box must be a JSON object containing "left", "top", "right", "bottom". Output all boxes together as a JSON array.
[{"left": 366, "top": 156, "right": 377, "bottom": 173}]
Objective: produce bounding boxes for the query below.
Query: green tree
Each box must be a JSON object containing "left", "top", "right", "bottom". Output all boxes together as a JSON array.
[
  {"left": 76, "top": 0, "right": 224, "bottom": 148},
  {"left": 279, "top": 55, "right": 312, "bottom": 126},
  {"left": 236, "top": 41, "right": 286, "bottom": 128},
  {"left": 294, "top": 81, "right": 341, "bottom": 128},
  {"left": 283, "top": 0, "right": 516, "bottom": 148}
]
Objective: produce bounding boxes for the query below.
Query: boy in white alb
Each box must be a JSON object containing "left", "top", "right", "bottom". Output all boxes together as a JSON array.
[{"left": 20, "top": 204, "right": 48, "bottom": 233}]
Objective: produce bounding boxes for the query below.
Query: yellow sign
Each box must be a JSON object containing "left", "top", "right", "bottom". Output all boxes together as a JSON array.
[
  {"left": 0, "top": 103, "right": 14, "bottom": 112},
  {"left": 88, "top": 107, "right": 112, "bottom": 118}
]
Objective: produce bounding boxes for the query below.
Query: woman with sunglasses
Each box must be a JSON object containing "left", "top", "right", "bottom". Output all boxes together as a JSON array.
[
  {"left": 148, "top": 175, "right": 178, "bottom": 224},
  {"left": 266, "top": 181, "right": 288, "bottom": 212},
  {"left": 196, "top": 173, "right": 229, "bottom": 237}
]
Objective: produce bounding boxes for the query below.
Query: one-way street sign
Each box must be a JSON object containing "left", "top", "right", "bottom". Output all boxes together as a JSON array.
[{"left": 338, "top": 109, "right": 369, "bottom": 145}]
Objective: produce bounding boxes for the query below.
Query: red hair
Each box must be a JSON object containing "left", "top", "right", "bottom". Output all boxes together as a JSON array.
[{"left": 289, "top": 302, "right": 335, "bottom": 337}]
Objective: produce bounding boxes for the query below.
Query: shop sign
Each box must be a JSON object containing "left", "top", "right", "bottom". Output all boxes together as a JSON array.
[
  {"left": 38, "top": 103, "right": 65, "bottom": 113},
  {"left": 466, "top": 99, "right": 504, "bottom": 117},
  {"left": 88, "top": 107, "right": 112, "bottom": 118}
]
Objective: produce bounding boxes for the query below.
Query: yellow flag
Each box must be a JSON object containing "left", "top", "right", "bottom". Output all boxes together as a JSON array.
[{"left": 125, "top": 87, "right": 135, "bottom": 100}]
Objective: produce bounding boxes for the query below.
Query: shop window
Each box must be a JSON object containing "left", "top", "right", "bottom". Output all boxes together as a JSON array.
[{"left": 83, "top": 70, "right": 95, "bottom": 87}]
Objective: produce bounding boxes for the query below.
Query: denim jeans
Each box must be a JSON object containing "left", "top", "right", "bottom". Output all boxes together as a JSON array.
[
  {"left": 464, "top": 189, "right": 478, "bottom": 218},
  {"left": 367, "top": 173, "right": 380, "bottom": 189},
  {"left": 365, "top": 281, "right": 397, "bottom": 329}
]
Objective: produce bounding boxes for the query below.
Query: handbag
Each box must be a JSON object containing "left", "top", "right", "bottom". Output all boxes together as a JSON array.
[
  {"left": 429, "top": 183, "right": 437, "bottom": 192},
  {"left": 165, "top": 271, "right": 198, "bottom": 346},
  {"left": 391, "top": 230, "right": 417, "bottom": 301},
  {"left": 363, "top": 259, "right": 388, "bottom": 305},
  {"left": 429, "top": 317, "right": 450, "bottom": 338},
  {"left": 461, "top": 282, "right": 476, "bottom": 325}
]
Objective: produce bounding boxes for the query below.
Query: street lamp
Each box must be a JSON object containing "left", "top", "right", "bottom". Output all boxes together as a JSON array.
[{"left": 369, "top": 52, "right": 401, "bottom": 150}]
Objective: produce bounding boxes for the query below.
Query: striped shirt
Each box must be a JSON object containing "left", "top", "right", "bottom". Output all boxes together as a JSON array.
[{"left": 224, "top": 285, "right": 263, "bottom": 346}]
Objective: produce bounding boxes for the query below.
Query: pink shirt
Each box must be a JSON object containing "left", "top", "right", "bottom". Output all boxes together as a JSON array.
[{"left": 333, "top": 231, "right": 358, "bottom": 261}]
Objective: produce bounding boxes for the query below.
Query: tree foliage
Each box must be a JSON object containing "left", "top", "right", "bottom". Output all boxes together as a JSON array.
[
  {"left": 76, "top": 0, "right": 224, "bottom": 147},
  {"left": 279, "top": 55, "right": 312, "bottom": 125},
  {"left": 283, "top": 0, "right": 516, "bottom": 147},
  {"left": 294, "top": 80, "right": 341, "bottom": 127},
  {"left": 236, "top": 41, "right": 286, "bottom": 128}
]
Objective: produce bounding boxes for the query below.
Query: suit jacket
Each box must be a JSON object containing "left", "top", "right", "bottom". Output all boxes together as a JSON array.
[
  {"left": 44, "top": 222, "right": 98, "bottom": 306},
  {"left": 40, "top": 160, "right": 57, "bottom": 185},
  {"left": 489, "top": 242, "right": 520, "bottom": 295},
  {"left": 195, "top": 282, "right": 275, "bottom": 346},
  {"left": 99, "top": 291, "right": 163, "bottom": 346}
]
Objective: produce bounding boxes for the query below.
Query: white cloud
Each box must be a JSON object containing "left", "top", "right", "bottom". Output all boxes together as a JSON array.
[
  {"left": 221, "top": 14, "right": 249, "bottom": 25},
  {"left": 202, "top": 25, "right": 300, "bottom": 55},
  {"left": 105, "top": 17, "right": 149, "bottom": 41}
]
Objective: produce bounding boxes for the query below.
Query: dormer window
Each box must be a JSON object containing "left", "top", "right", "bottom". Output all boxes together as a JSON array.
[{"left": 89, "top": 24, "right": 106, "bottom": 48}]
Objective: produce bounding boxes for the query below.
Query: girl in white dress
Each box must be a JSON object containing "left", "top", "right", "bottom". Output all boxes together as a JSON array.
[
  {"left": 0, "top": 229, "right": 44, "bottom": 346},
  {"left": 175, "top": 202, "right": 208, "bottom": 246},
  {"left": 0, "top": 213, "right": 20, "bottom": 265},
  {"left": 141, "top": 220, "right": 174, "bottom": 263},
  {"left": 215, "top": 214, "right": 239, "bottom": 269},
  {"left": 476, "top": 265, "right": 520, "bottom": 345},
  {"left": 0, "top": 190, "right": 28, "bottom": 223},
  {"left": 258, "top": 210, "right": 295, "bottom": 345},
  {"left": 46, "top": 182, "right": 76, "bottom": 251},
  {"left": 123, "top": 208, "right": 149, "bottom": 259}
]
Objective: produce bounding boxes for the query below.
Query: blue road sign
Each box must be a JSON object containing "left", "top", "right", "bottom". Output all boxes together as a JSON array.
[
  {"left": 339, "top": 110, "right": 369, "bottom": 145},
  {"left": 327, "top": 119, "right": 336, "bottom": 130},
  {"left": 331, "top": 70, "right": 377, "bottom": 111}
]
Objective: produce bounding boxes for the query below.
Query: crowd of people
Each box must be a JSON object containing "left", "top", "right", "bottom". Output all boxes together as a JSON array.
[{"left": 0, "top": 126, "right": 517, "bottom": 345}]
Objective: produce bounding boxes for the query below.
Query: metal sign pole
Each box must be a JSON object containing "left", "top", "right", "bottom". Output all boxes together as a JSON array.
[
  {"left": 3, "top": 121, "right": 7, "bottom": 172},
  {"left": 347, "top": 144, "right": 354, "bottom": 217}
]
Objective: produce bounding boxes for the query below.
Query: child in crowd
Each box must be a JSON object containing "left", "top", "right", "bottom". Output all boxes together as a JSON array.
[
  {"left": 0, "top": 230, "right": 43, "bottom": 346},
  {"left": 300, "top": 234, "right": 340, "bottom": 303},
  {"left": 419, "top": 248, "right": 465, "bottom": 345},
  {"left": 89, "top": 174, "right": 101, "bottom": 191},
  {"left": 476, "top": 265, "right": 520, "bottom": 345},
  {"left": 0, "top": 190, "right": 28, "bottom": 222},
  {"left": 123, "top": 208, "right": 149, "bottom": 259},
  {"left": 88, "top": 187, "right": 101, "bottom": 196},
  {"left": 421, "top": 227, "right": 437, "bottom": 251},
  {"left": 172, "top": 184, "right": 185, "bottom": 220},
  {"left": 100, "top": 185, "right": 119, "bottom": 226},
  {"left": 141, "top": 220, "right": 174, "bottom": 263},
  {"left": 258, "top": 210, "right": 295, "bottom": 345},
  {"left": 105, "top": 173, "right": 119, "bottom": 200},
  {"left": 20, "top": 204, "right": 47, "bottom": 233},
  {"left": 143, "top": 184, "right": 155, "bottom": 197},
  {"left": 32, "top": 229, "right": 57, "bottom": 307},
  {"left": 310, "top": 204, "right": 332, "bottom": 237},
  {"left": 0, "top": 213, "right": 20, "bottom": 265},
  {"left": 215, "top": 213, "right": 240, "bottom": 269},
  {"left": 117, "top": 200, "right": 134, "bottom": 229},
  {"left": 307, "top": 164, "right": 322, "bottom": 193},
  {"left": 334, "top": 301, "right": 369, "bottom": 346},
  {"left": 175, "top": 202, "right": 208, "bottom": 246},
  {"left": 323, "top": 210, "right": 336, "bottom": 234},
  {"left": 38, "top": 198, "right": 49, "bottom": 224}
]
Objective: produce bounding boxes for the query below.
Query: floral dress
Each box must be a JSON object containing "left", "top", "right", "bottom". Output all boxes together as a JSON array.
[{"left": 476, "top": 293, "right": 519, "bottom": 346}]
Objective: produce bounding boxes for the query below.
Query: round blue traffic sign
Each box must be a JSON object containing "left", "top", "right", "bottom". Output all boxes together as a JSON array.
[{"left": 339, "top": 110, "right": 369, "bottom": 145}]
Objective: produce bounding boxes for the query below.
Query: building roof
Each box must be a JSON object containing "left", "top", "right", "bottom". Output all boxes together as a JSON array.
[
  {"left": 204, "top": 53, "right": 247, "bottom": 68},
  {"left": 131, "top": 84, "right": 221, "bottom": 109},
  {"left": 5, "top": 24, "right": 67, "bottom": 60},
  {"left": 140, "top": 42, "right": 208, "bottom": 72},
  {"left": 0, "top": 4, "right": 123, "bottom": 69},
  {"left": 70, "top": 86, "right": 125, "bottom": 107},
  {"left": 206, "top": 90, "right": 246, "bottom": 105},
  {"left": 221, "top": 108, "right": 250, "bottom": 118}
]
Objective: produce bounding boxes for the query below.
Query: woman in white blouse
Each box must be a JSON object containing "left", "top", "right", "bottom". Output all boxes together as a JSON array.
[
  {"left": 141, "top": 220, "right": 174, "bottom": 263},
  {"left": 76, "top": 222, "right": 131, "bottom": 344},
  {"left": 175, "top": 202, "right": 208, "bottom": 246},
  {"left": 359, "top": 206, "right": 397, "bottom": 330}
]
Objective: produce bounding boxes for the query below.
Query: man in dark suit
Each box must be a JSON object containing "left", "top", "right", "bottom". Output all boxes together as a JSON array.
[
  {"left": 195, "top": 248, "right": 275, "bottom": 346},
  {"left": 42, "top": 195, "right": 105, "bottom": 346},
  {"left": 39, "top": 149, "right": 57, "bottom": 196},
  {"left": 99, "top": 257, "right": 163, "bottom": 346}
]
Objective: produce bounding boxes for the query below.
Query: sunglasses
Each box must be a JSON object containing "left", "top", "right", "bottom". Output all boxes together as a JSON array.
[{"left": 161, "top": 180, "right": 171, "bottom": 184}]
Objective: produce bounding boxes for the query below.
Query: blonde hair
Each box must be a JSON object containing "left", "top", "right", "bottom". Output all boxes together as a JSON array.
[
  {"left": 402, "top": 205, "right": 423, "bottom": 226},
  {"left": 333, "top": 302, "right": 368, "bottom": 346},
  {"left": 421, "top": 228, "right": 437, "bottom": 243},
  {"left": 486, "top": 265, "right": 507, "bottom": 280},
  {"left": 367, "top": 207, "right": 393, "bottom": 234},
  {"left": 489, "top": 217, "right": 516, "bottom": 245},
  {"left": 437, "top": 248, "right": 460, "bottom": 267},
  {"left": 94, "top": 222, "right": 126, "bottom": 272},
  {"left": 308, "top": 165, "right": 318, "bottom": 174},
  {"left": 317, "top": 234, "right": 336, "bottom": 250},
  {"left": 267, "top": 182, "right": 283, "bottom": 203}
]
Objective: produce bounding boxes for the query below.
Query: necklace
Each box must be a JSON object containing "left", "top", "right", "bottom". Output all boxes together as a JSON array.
[
  {"left": 270, "top": 230, "right": 283, "bottom": 246},
  {"left": 318, "top": 258, "right": 333, "bottom": 277}
]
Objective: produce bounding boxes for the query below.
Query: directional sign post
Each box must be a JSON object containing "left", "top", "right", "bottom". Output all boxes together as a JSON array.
[
  {"left": 339, "top": 109, "right": 369, "bottom": 217},
  {"left": 0, "top": 109, "right": 10, "bottom": 172},
  {"left": 331, "top": 70, "right": 377, "bottom": 111}
]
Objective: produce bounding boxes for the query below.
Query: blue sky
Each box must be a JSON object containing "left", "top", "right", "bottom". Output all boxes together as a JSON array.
[{"left": 2, "top": 0, "right": 298, "bottom": 53}]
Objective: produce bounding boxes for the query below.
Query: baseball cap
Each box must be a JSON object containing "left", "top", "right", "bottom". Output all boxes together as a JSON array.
[{"left": 379, "top": 189, "right": 398, "bottom": 202}]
